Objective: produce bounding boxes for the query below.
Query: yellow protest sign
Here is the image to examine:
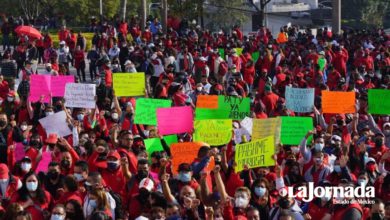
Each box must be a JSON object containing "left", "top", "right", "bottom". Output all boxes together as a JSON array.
[
  {"left": 252, "top": 118, "right": 281, "bottom": 145},
  {"left": 113, "top": 73, "right": 145, "bottom": 97},
  {"left": 235, "top": 136, "right": 275, "bottom": 172},
  {"left": 193, "top": 119, "right": 232, "bottom": 146}
]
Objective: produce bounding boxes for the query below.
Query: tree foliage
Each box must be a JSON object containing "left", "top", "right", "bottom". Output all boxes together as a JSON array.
[{"left": 342, "top": 0, "right": 390, "bottom": 27}]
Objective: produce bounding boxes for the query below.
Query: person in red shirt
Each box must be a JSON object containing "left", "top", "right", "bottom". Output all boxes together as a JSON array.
[
  {"left": 0, "top": 163, "right": 22, "bottom": 208},
  {"left": 74, "top": 46, "right": 86, "bottom": 82},
  {"left": 0, "top": 75, "right": 9, "bottom": 100},
  {"left": 55, "top": 175, "right": 83, "bottom": 206},
  {"left": 261, "top": 85, "right": 279, "bottom": 115},
  {"left": 243, "top": 60, "right": 255, "bottom": 91},
  {"left": 11, "top": 171, "right": 53, "bottom": 220},
  {"left": 58, "top": 26, "right": 70, "bottom": 42},
  {"left": 332, "top": 47, "right": 348, "bottom": 77},
  {"left": 101, "top": 151, "right": 129, "bottom": 200}
]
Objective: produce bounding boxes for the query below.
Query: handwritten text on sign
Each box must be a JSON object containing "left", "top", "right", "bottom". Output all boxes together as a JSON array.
[
  {"left": 322, "top": 91, "right": 355, "bottom": 114},
  {"left": 64, "top": 83, "right": 96, "bottom": 109},
  {"left": 235, "top": 136, "right": 275, "bottom": 172},
  {"left": 285, "top": 87, "right": 314, "bottom": 113},
  {"left": 134, "top": 98, "right": 172, "bottom": 125},
  {"left": 194, "top": 119, "right": 232, "bottom": 145},
  {"left": 368, "top": 89, "right": 390, "bottom": 115},
  {"left": 113, "top": 73, "right": 145, "bottom": 97},
  {"left": 280, "top": 116, "right": 313, "bottom": 145},
  {"left": 252, "top": 117, "right": 281, "bottom": 145}
]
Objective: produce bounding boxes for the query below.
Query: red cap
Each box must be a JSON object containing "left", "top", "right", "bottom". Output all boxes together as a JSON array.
[
  {"left": 107, "top": 151, "right": 120, "bottom": 160},
  {"left": 46, "top": 133, "right": 58, "bottom": 144},
  {"left": 215, "top": 84, "right": 223, "bottom": 91},
  {"left": 7, "top": 90, "right": 16, "bottom": 97},
  {"left": 0, "top": 164, "right": 9, "bottom": 179},
  {"left": 296, "top": 72, "right": 304, "bottom": 78},
  {"left": 262, "top": 68, "right": 268, "bottom": 73}
]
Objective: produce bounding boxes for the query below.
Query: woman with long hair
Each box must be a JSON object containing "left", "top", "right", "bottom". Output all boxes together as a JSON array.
[
  {"left": 85, "top": 189, "right": 112, "bottom": 219},
  {"left": 65, "top": 199, "right": 85, "bottom": 220},
  {"left": 2, "top": 203, "right": 23, "bottom": 220}
]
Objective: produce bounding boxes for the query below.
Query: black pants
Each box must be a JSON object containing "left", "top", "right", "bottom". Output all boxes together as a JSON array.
[
  {"left": 150, "top": 76, "right": 159, "bottom": 93},
  {"left": 77, "top": 64, "right": 86, "bottom": 82},
  {"left": 38, "top": 47, "right": 44, "bottom": 64},
  {"left": 89, "top": 63, "right": 97, "bottom": 81}
]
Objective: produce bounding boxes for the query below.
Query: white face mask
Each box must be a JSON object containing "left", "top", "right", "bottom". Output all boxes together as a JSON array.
[
  {"left": 21, "top": 162, "right": 32, "bottom": 172},
  {"left": 357, "top": 179, "right": 367, "bottom": 186},
  {"left": 0, "top": 179, "right": 8, "bottom": 183},
  {"left": 74, "top": 173, "right": 84, "bottom": 182},
  {"left": 235, "top": 197, "right": 249, "bottom": 208},
  {"left": 20, "top": 125, "right": 28, "bottom": 131},
  {"left": 111, "top": 113, "right": 119, "bottom": 120},
  {"left": 314, "top": 143, "right": 324, "bottom": 151},
  {"left": 45, "top": 111, "right": 54, "bottom": 116},
  {"left": 291, "top": 147, "right": 300, "bottom": 154},
  {"left": 26, "top": 181, "right": 38, "bottom": 191},
  {"left": 7, "top": 97, "right": 14, "bottom": 102},
  {"left": 196, "top": 87, "right": 202, "bottom": 92},
  {"left": 51, "top": 214, "right": 65, "bottom": 220}
]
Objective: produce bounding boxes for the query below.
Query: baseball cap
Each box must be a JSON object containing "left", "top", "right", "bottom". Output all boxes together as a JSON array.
[
  {"left": 0, "top": 163, "right": 9, "bottom": 179},
  {"left": 178, "top": 163, "right": 192, "bottom": 172},
  {"left": 139, "top": 178, "right": 154, "bottom": 191},
  {"left": 46, "top": 133, "right": 58, "bottom": 144}
]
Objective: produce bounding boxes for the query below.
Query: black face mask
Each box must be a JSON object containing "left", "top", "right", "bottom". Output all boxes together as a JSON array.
[
  {"left": 61, "top": 160, "right": 71, "bottom": 169},
  {"left": 278, "top": 198, "right": 291, "bottom": 209},
  {"left": 371, "top": 213, "right": 384, "bottom": 220},
  {"left": 375, "top": 138, "right": 383, "bottom": 148},
  {"left": 66, "top": 212, "right": 75, "bottom": 219},
  {"left": 336, "top": 120, "right": 344, "bottom": 126},
  {"left": 47, "top": 170, "right": 59, "bottom": 180},
  {"left": 0, "top": 120, "right": 7, "bottom": 128},
  {"left": 98, "top": 152, "right": 107, "bottom": 160},
  {"left": 137, "top": 170, "right": 148, "bottom": 180},
  {"left": 29, "top": 140, "right": 40, "bottom": 147}
]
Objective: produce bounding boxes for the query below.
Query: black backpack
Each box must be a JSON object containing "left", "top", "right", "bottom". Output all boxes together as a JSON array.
[{"left": 107, "top": 189, "right": 124, "bottom": 219}]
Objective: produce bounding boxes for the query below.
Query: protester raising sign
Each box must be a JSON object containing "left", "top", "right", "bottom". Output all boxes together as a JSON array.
[
  {"left": 196, "top": 95, "right": 219, "bottom": 109},
  {"left": 64, "top": 83, "right": 96, "bottom": 109},
  {"left": 285, "top": 87, "right": 314, "bottom": 113},
  {"left": 157, "top": 106, "right": 194, "bottom": 135},
  {"left": 252, "top": 118, "right": 281, "bottom": 145},
  {"left": 170, "top": 142, "right": 206, "bottom": 174},
  {"left": 280, "top": 117, "right": 313, "bottom": 145},
  {"left": 193, "top": 119, "right": 232, "bottom": 145},
  {"left": 235, "top": 136, "right": 275, "bottom": 172},
  {"left": 113, "top": 73, "right": 145, "bottom": 97},
  {"left": 30, "top": 75, "right": 74, "bottom": 102},
  {"left": 39, "top": 111, "right": 72, "bottom": 137},
  {"left": 368, "top": 89, "right": 390, "bottom": 115},
  {"left": 322, "top": 91, "right": 355, "bottom": 113},
  {"left": 134, "top": 98, "right": 172, "bottom": 125},
  {"left": 196, "top": 96, "right": 250, "bottom": 120}
]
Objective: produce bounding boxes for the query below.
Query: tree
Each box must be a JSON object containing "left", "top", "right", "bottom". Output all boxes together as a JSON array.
[
  {"left": 342, "top": 0, "right": 390, "bottom": 27},
  {"left": 247, "top": 0, "right": 271, "bottom": 27}
]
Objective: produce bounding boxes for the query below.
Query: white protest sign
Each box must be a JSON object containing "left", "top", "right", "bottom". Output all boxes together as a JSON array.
[
  {"left": 285, "top": 86, "right": 315, "bottom": 113},
  {"left": 64, "top": 83, "right": 96, "bottom": 109},
  {"left": 240, "top": 117, "right": 253, "bottom": 135},
  {"left": 39, "top": 111, "right": 72, "bottom": 137}
]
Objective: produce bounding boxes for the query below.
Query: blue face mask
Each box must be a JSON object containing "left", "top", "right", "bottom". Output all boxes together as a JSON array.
[
  {"left": 254, "top": 186, "right": 266, "bottom": 197},
  {"left": 334, "top": 165, "right": 341, "bottom": 173},
  {"left": 77, "top": 114, "right": 84, "bottom": 121},
  {"left": 107, "top": 161, "right": 119, "bottom": 171},
  {"left": 89, "top": 199, "right": 97, "bottom": 208},
  {"left": 179, "top": 172, "right": 191, "bottom": 182}
]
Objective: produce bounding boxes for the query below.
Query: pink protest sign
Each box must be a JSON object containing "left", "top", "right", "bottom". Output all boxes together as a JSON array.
[
  {"left": 29, "top": 75, "right": 51, "bottom": 102},
  {"left": 157, "top": 106, "right": 193, "bottom": 135},
  {"left": 51, "top": 76, "right": 74, "bottom": 97},
  {"left": 35, "top": 152, "right": 52, "bottom": 173},
  {"left": 14, "top": 143, "right": 25, "bottom": 161}
]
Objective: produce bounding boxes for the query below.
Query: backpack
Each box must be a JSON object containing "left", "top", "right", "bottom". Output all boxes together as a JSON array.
[{"left": 108, "top": 189, "right": 124, "bottom": 219}]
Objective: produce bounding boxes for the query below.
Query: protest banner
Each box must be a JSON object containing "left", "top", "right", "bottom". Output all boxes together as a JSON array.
[
  {"left": 113, "top": 73, "right": 145, "bottom": 97},
  {"left": 29, "top": 75, "right": 51, "bottom": 102},
  {"left": 144, "top": 135, "right": 178, "bottom": 155},
  {"left": 195, "top": 96, "right": 250, "bottom": 120},
  {"left": 252, "top": 51, "right": 260, "bottom": 63},
  {"left": 14, "top": 143, "right": 25, "bottom": 161},
  {"left": 322, "top": 91, "right": 355, "bottom": 113},
  {"left": 134, "top": 98, "right": 172, "bottom": 125},
  {"left": 240, "top": 117, "right": 253, "bottom": 135},
  {"left": 64, "top": 83, "right": 96, "bottom": 109},
  {"left": 368, "top": 89, "right": 390, "bottom": 114},
  {"left": 35, "top": 152, "right": 52, "bottom": 173},
  {"left": 157, "top": 106, "right": 193, "bottom": 135},
  {"left": 170, "top": 142, "right": 205, "bottom": 174},
  {"left": 280, "top": 117, "right": 313, "bottom": 145},
  {"left": 285, "top": 86, "right": 314, "bottom": 113},
  {"left": 196, "top": 95, "right": 218, "bottom": 109},
  {"left": 235, "top": 136, "right": 275, "bottom": 172},
  {"left": 39, "top": 111, "right": 72, "bottom": 137},
  {"left": 194, "top": 119, "right": 232, "bottom": 145},
  {"left": 50, "top": 75, "right": 74, "bottom": 97},
  {"left": 235, "top": 48, "right": 243, "bottom": 56},
  {"left": 252, "top": 118, "right": 281, "bottom": 144}
]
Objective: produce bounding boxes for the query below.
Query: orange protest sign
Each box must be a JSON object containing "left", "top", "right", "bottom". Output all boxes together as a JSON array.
[
  {"left": 196, "top": 95, "right": 219, "bottom": 109},
  {"left": 170, "top": 142, "right": 207, "bottom": 174},
  {"left": 322, "top": 91, "right": 356, "bottom": 114}
]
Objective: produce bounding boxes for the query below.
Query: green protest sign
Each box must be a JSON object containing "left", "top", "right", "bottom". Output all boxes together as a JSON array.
[
  {"left": 280, "top": 117, "right": 313, "bottom": 145},
  {"left": 235, "top": 48, "right": 243, "bottom": 56},
  {"left": 218, "top": 48, "right": 225, "bottom": 60},
  {"left": 195, "top": 96, "right": 250, "bottom": 120},
  {"left": 252, "top": 51, "right": 260, "bottom": 63},
  {"left": 144, "top": 135, "right": 178, "bottom": 155},
  {"left": 134, "top": 98, "right": 171, "bottom": 125},
  {"left": 368, "top": 89, "right": 390, "bottom": 115}
]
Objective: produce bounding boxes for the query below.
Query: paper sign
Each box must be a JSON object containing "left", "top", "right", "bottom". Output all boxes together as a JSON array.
[
  {"left": 35, "top": 152, "right": 52, "bottom": 173},
  {"left": 39, "top": 111, "right": 72, "bottom": 137},
  {"left": 240, "top": 117, "right": 253, "bottom": 135},
  {"left": 322, "top": 91, "right": 355, "bottom": 113},
  {"left": 285, "top": 87, "right": 314, "bottom": 113},
  {"left": 235, "top": 48, "right": 243, "bottom": 56},
  {"left": 252, "top": 51, "right": 260, "bottom": 62},
  {"left": 64, "top": 83, "right": 96, "bottom": 109},
  {"left": 194, "top": 119, "right": 232, "bottom": 146},
  {"left": 14, "top": 143, "right": 25, "bottom": 161},
  {"left": 113, "top": 73, "right": 145, "bottom": 97},
  {"left": 280, "top": 117, "right": 313, "bottom": 145},
  {"left": 134, "top": 98, "right": 171, "bottom": 125},
  {"left": 234, "top": 128, "right": 251, "bottom": 144},
  {"left": 157, "top": 106, "right": 194, "bottom": 135},
  {"left": 29, "top": 75, "right": 51, "bottom": 102},
  {"left": 196, "top": 96, "right": 250, "bottom": 120},
  {"left": 144, "top": 135, "right": 178, "bottom": 155},
  {"left": 196, "top": 95, "right": 218, "bottom": 109},
  {"left": 51, "top": 75, "right": 75, "bottom": 97},
  {"left": 170, "top": 142, "right": 205, "bottom": 174},
  {"left": 235, "top": 136, "right": 275, "bottom": 172},
  {"left": 368, "top": 89, "right": 390, "bottom": 114},
  {"left": 218, "top": 48, "right": 225, "bottom": 60},
  {"left": 252, "top": 117, "right": 281, "bottom": 145}
]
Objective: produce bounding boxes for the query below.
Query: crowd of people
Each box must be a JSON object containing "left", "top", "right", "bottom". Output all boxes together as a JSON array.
[{"left": 0, "top": 14, "right": 390, "bottom": 220}]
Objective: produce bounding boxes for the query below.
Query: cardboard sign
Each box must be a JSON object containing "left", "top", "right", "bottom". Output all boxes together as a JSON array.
[
  {"left": 368, "top": 89, "right": 390, "bottom": 115},
  {"left": 39, "top": 111, "right": 72, "bottom": 137},
  {"left": 235, "top": 136, "right": 275, "bottom": 172},
  {"left": 134, "top": 98, "right": 172, "bottom": 125},
  {"left": 194, "top": 119, "right": 232, "bottom": 146},
  {"left": 196, "top": 95, "right": 219, "bottom": 109},
  {"left": 144, "top": 135, "right": 178, "bottom": 155},
  {"left": 322, "top": 91, "right": 355, "bottom": 113},
  {"left": 113, "top": 73, "right": 145, "bottom": 97},
  {"left": 157, "top": 106, "right": 194, "bottom": 135},
  {"left": 170, "top": 142, "right": 205, "bottom": 174},
  {"left": 285, "top": 87, "right": 315, "bottom": 113},
  {"left": 252, "top": 118, "right": 281, "bottom": 145},
  {"left": 30, "top": 75, "right": 74, "bottom": 102},
  {"left": 35, "top": 152, "right": 52, "bottom": 173},
  {"left": 64, "top": 83, "right": 96, "bottom": 109},
  {"left": 280, "top": 117, "right": 313, "bottom": 145},
  {"left": 196, "top": 96, "right": 250, "bottom": 120}
]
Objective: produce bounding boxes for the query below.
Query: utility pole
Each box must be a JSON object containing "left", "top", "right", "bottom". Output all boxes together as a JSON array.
[
  {"left": 141, "top": 0, "right": 146, "bottom": 31},
  {"left": 122, "top": 0, "right": 127, "bottom": 21},
  {"left": 332, "top": 0, "right": 341, "bottom": 35},
  {"left": 161, "top": 0, "right": 168, "bottom": 33},
  {"left": 99, "top": 0, "right": 103, "bottom": 21}
]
